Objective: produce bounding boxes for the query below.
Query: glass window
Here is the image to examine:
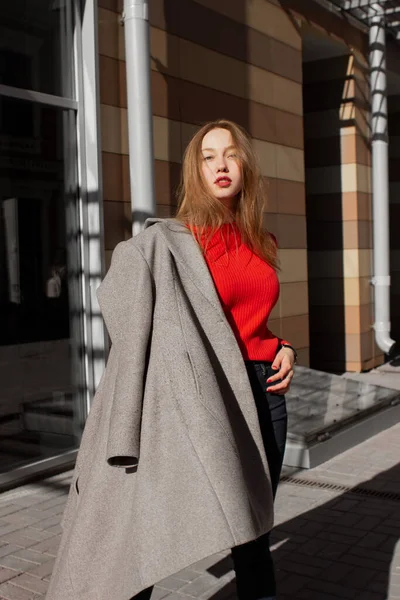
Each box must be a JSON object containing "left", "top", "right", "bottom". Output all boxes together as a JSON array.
[
  {"left": 0, "top": 98, "right": 84, "bottom": 473},
  {"left": 0, "top": 0, "right": 75, "bottom": 98}
]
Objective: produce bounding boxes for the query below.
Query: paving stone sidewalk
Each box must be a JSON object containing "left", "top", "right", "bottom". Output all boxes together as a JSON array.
[{"left": 0, "top": 423, "right": 399, "bottom": 600}]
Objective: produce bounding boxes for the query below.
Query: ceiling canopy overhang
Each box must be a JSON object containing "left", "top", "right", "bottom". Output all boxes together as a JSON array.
[{"left": 327, "top": 1, "right": 400, "bottom": 40}]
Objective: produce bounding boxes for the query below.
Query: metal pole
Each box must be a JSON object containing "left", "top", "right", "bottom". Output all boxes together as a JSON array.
[
  {"left": 122, "top": 0, "right": 156, "bottom": 235},
  {"left": 369, "top": 3, "right": 397, "bottom": 356}
]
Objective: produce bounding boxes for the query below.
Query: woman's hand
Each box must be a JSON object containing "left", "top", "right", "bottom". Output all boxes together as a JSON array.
[{"left": 266, "top": 347, "right": 295, "bottom": 395}]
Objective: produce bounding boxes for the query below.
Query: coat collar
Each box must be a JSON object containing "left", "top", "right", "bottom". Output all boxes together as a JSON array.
[{"left": 145, "top": 218, "right": 226, "bottom": 318}]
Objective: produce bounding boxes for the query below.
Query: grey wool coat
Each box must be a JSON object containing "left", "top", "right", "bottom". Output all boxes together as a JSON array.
[{"left": 46, "top": 218, "right": 275, "bottom": 600}]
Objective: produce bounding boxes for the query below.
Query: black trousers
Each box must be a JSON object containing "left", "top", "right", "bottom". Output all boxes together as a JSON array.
[
  {"left": 231, "top": 361, "right": 288, "bottom": 600},
  {"left": 133, "top": 361, "right": 288, "bottom": 600}
]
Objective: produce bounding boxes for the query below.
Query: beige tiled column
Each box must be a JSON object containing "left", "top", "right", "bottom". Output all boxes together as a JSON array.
[{"left": 305, "top": 53, "right": 382, "bottom": 372}]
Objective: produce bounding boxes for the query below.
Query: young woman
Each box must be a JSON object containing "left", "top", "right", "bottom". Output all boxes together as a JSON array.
[{"left": 46, "top": 120, "right": 296, "bottom": 600}]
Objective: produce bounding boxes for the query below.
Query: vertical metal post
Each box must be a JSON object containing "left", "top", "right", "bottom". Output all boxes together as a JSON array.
[
  {"left": 74, "top": 0, "right": 107, "bottom": 412},
  {"left": 60, "top": 2, "right": 86, "bottom": 434},
  {"left": 369, "top": 3, "right": 397, "bottom": 356},
  {"left": 123, "top": 0, "right": 156, "bottom": 235}
]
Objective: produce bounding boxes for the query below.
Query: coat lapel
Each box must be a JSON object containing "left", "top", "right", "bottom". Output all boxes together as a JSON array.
[
  {"left": 155, "top": 218, "right": 227, "bottom": 319},
  {"left": 146, "top": 217, "right": 257, "bottom": 387}
]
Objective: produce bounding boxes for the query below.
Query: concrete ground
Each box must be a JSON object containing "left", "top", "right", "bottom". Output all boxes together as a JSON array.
[
  {"left": 343, "top": 361, "right": 400, "bottom": 391},
  {"left": 0, "top": 423, "right": 399, "bottom": 600}
]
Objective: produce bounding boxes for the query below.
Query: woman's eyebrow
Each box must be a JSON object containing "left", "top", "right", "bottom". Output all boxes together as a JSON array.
[{"left": 201, "top": 145, "right": 236, "bottom": 152}]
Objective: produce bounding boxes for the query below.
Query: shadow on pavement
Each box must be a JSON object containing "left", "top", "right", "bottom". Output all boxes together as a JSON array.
[{"left": 206, "top": 465, "right": 400, "bottom": 599}]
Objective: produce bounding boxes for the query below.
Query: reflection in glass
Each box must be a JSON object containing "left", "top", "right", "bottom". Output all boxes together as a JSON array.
[
  {"left": 0, "top": 0, "right": 74, "bottom": 97},
  {"left": 0, "top": 98, "right": 83, "bottom": 473}
]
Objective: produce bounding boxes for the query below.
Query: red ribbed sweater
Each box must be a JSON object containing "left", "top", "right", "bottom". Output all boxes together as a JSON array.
[{"left": 191, "top": 223, "right": 289, "bottom": 362}]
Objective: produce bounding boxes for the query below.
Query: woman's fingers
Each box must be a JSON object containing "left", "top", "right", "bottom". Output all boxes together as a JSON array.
[
  {"left": 266, "top": 347, "right": 296, "bottom": 393},
  {"left": 267, "top": 369, "right": 294, "bottom": 394},
  {"left": 267, "top": 370, "right": 284, "bottom": 383},
  {"left": 267, "top": 359, "right": 291, "bottom": 383}
]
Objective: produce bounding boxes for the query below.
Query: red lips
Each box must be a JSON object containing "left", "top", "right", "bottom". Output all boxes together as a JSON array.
[
  {"left": 215, "top": 176, "right": 232, "bottom": 187},
  {"left": 215, "top": 176, "right": 232, "bottom": 184}
]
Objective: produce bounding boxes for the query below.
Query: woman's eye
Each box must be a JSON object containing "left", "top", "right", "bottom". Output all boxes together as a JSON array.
[
  {"left": 228, "top": 153, "right": 237, "bottom": 159},
  {"left": 203, "top": 155, "right": 214, "bottom": 161}
]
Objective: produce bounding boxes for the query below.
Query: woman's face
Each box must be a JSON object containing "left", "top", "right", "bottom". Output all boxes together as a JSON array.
[{"left": 200, "top": 128, "right": 242, "bottom": 208}]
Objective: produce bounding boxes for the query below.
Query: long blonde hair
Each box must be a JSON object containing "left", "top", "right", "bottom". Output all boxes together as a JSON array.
[{"left": 175, "top": 120, "right": 279, "bottom": 270}]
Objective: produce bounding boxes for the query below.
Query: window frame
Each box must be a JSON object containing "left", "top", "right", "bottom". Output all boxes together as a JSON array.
[{"left": 0, "top": 0, "right": 105, "bottom": 490}]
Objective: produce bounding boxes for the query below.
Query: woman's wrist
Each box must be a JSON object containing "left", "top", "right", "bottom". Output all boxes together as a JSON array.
[{"left": 279, "top": 343, "right": 297, "bottom": 364}]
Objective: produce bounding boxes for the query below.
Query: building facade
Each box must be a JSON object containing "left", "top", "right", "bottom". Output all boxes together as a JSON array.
[{"left": 1, "top": 0, "right": 399, "bottom": 485}]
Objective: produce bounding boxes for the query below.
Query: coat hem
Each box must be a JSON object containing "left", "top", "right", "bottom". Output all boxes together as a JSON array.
[{"left": 137, "top": 522, "right": 273, "bottom": 598}]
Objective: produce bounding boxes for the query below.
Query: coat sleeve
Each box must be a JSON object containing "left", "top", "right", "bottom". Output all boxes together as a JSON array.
[{"left": 96, "top": 240, "right": 154, "bottom": 468}]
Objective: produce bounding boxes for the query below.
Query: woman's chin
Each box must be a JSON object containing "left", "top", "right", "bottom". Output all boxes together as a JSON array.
[
  {"left": 211, "top": 189, "right": 237, "bottom": 200},
  {"left": 213, "top": 196, "right": 235, "bottom": 208}
]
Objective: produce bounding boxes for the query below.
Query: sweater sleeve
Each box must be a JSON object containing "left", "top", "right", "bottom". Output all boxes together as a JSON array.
[
  {"left": 269, "top": 233, "right": 293, "bottom": 350},
  {"left": 278, "top": 338, "right": 293, "bottom": 348}
]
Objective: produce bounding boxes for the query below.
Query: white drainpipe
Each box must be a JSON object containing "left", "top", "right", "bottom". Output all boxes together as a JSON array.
[
  {"left": 369, "top": 4, "right": 397, "bottom": 357},
  {"left": 122, "top": 0, "right": 156, "bottom": 234}
]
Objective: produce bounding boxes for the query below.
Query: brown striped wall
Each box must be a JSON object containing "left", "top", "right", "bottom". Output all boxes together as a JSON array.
[{"left": 97, "top": 0, "right": 310, "bottom": 367}]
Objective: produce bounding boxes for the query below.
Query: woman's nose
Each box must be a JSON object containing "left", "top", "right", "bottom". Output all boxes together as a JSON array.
[{"left": 216, "top": 159, "right": 228, "bottom": 172}]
